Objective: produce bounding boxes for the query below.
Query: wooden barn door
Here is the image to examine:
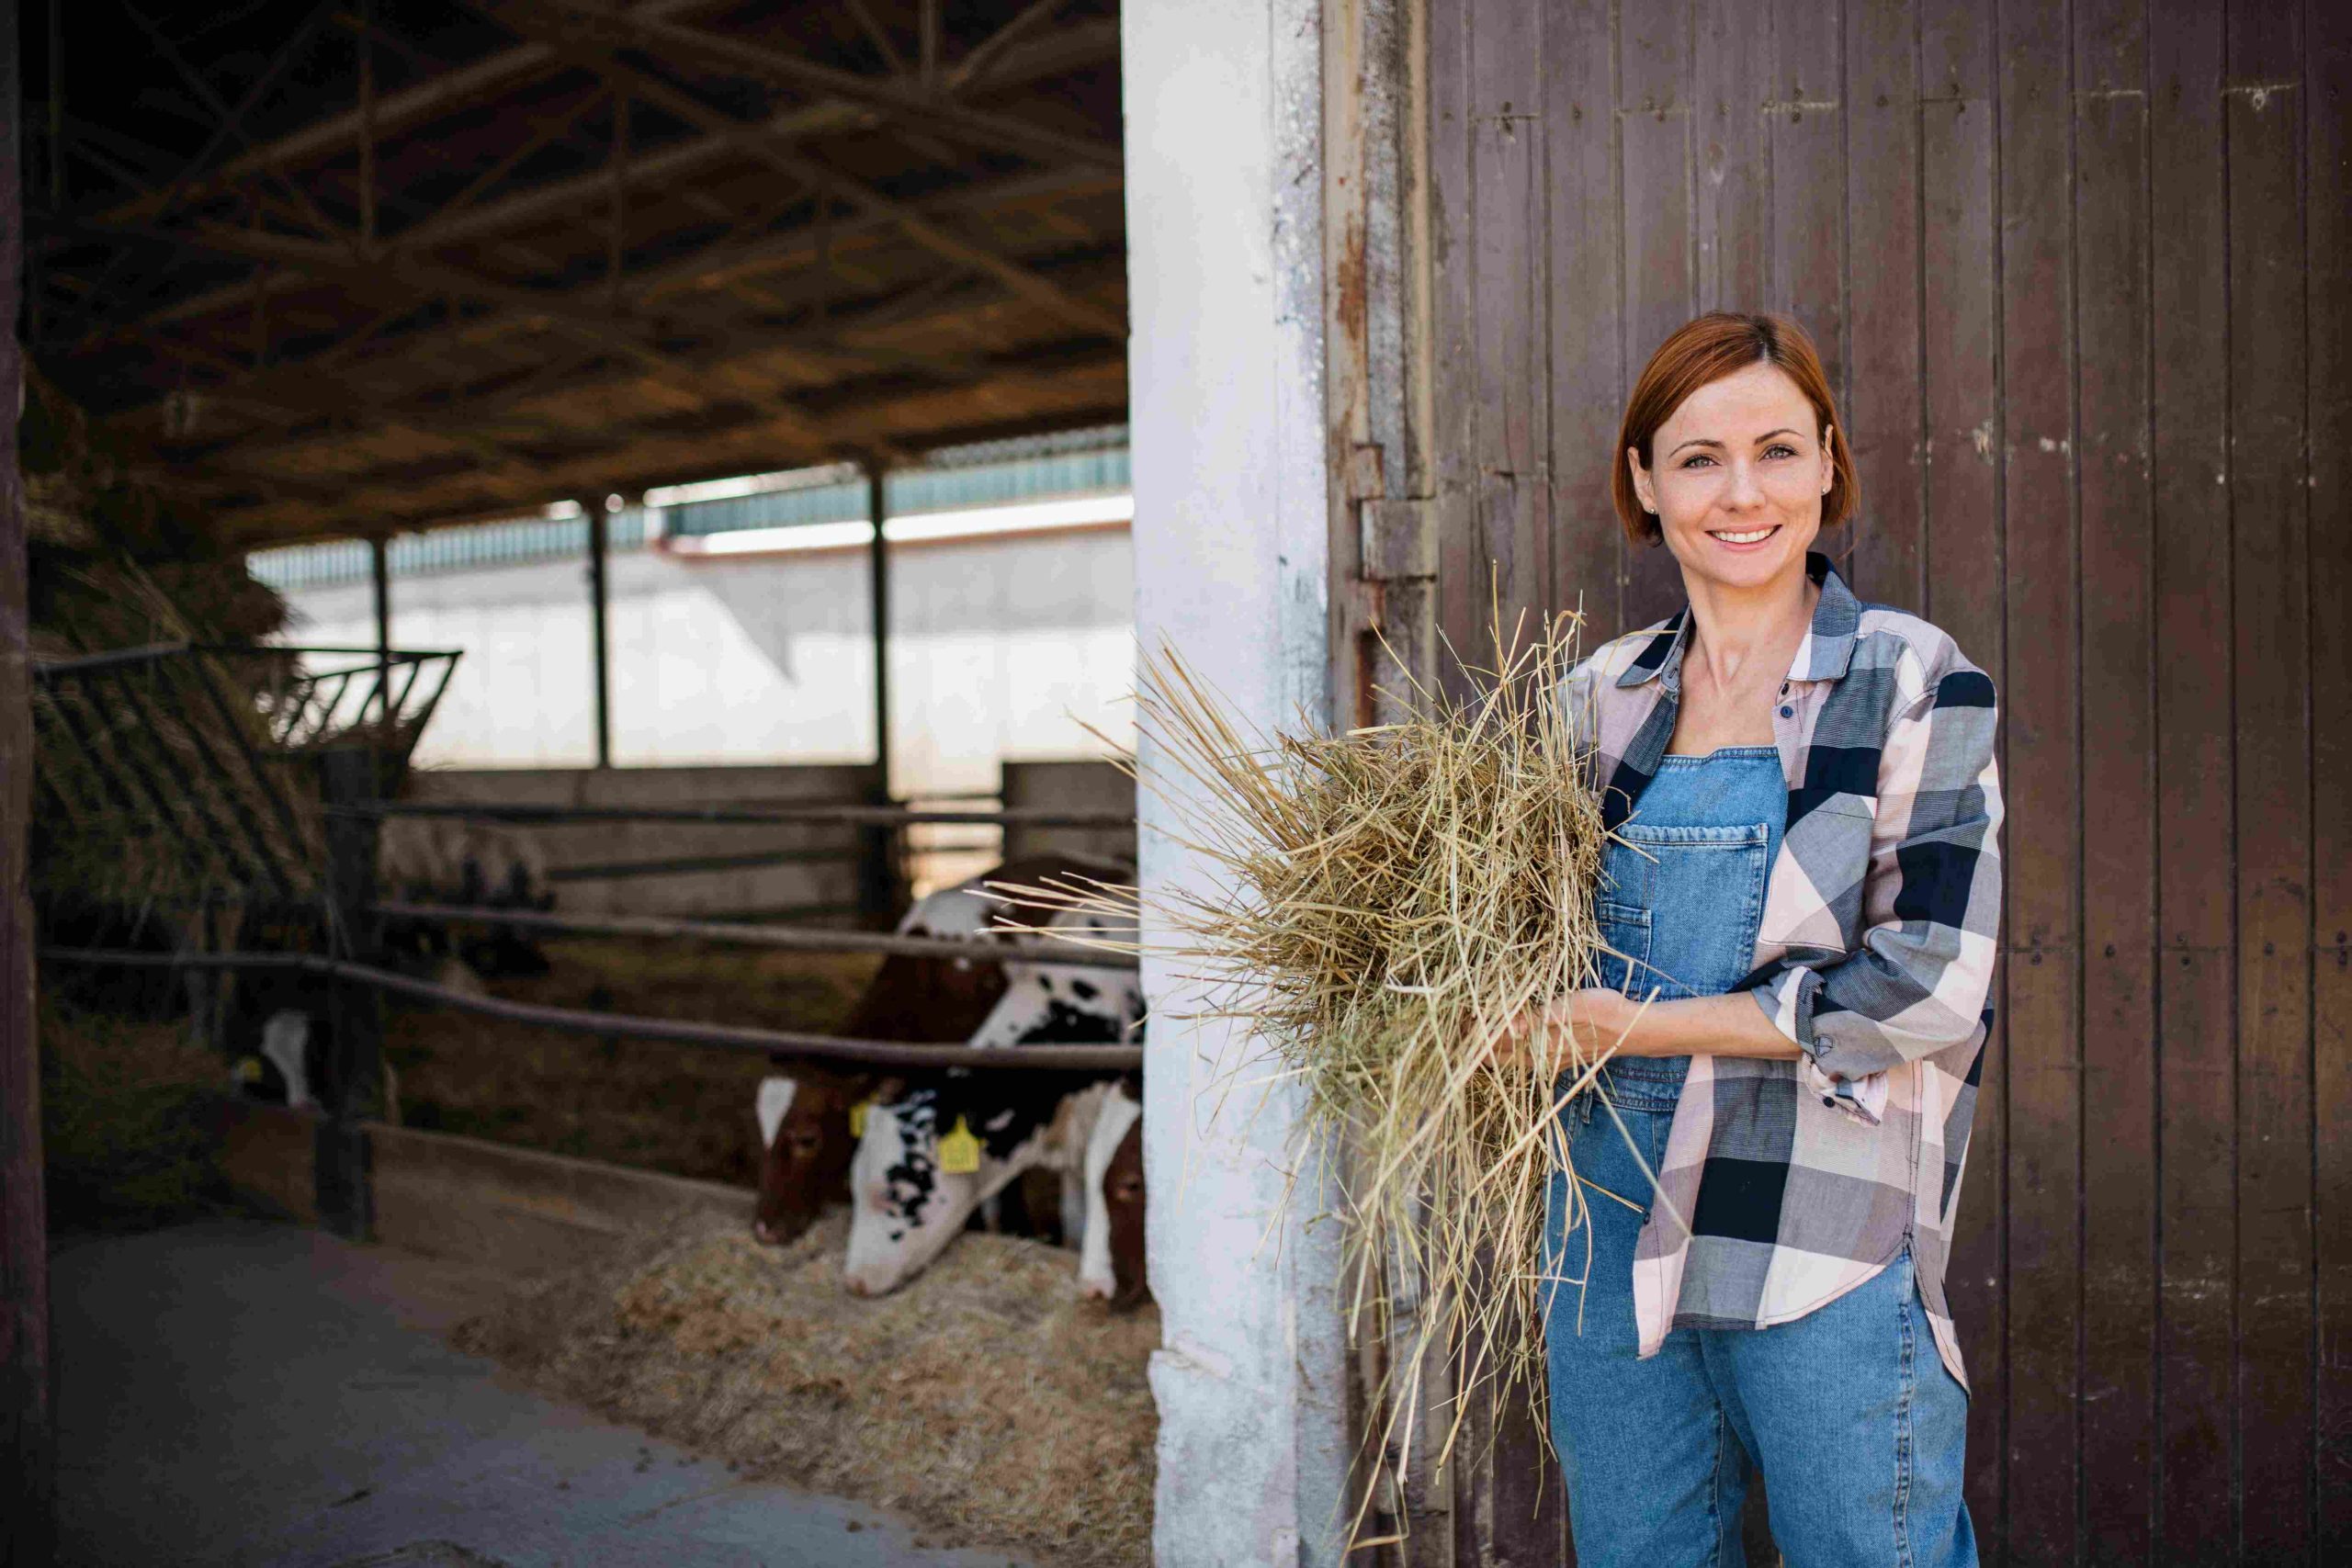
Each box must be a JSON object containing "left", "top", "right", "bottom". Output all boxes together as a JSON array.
[{"left": 1336, "top": 0, "right": 2352, "bottom": 1562}]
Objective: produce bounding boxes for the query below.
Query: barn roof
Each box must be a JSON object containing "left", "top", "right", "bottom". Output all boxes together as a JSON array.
[{"left": 23, "top": 0, "right": 1126, "bottom": 553}]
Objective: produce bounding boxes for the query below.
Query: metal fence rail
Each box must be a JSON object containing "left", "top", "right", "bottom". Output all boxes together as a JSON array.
[
  {"left": 40, "top": 946, "right": 1144, "bottom": 1071},
  {"left": 347, "top": 800, "right": 1138, "bottom": 830},
  {"left": 374, "top": 900, "right": 1143, "bottom": 969}
]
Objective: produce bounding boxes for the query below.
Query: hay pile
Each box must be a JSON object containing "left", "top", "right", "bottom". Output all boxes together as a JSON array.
[
  {"left": 457, "top": 1212, "right": 1158, "bottom": 1566},
  {"left": 1015, "top": 615, "right": 1619, "bottom": 1528},
  {"left": 40, "top": 998, "right": 232, "bottom": 1233}
]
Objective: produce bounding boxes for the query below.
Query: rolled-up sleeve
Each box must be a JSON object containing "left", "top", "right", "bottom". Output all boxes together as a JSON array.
[{"left": 1749, "top": 666, "right": 2005, "bottom": 1115}]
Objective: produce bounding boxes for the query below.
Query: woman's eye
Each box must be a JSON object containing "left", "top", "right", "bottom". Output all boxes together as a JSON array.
[
  {"left": 1763, "top": 444, "right": 1797, "bottom": 459},
  {"left": 1679, "top": 454, "right": 1715, "bottom": 469}
]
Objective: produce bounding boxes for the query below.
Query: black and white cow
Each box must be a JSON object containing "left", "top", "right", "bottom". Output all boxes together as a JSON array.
[{"left": 841, "top": 904, "right": 1144, "bottom": 1296}]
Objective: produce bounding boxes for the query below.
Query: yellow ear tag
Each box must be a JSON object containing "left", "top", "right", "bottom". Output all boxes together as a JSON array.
[
  {"left": 937, "top": 1117, "right": 981, "bottom": 1176},
  {"left": 236, "top": 1057, "right": 265, "bottom": 1084},
  {"left": 849, "top": 1100, "right": 869, "bottom": 1137}
]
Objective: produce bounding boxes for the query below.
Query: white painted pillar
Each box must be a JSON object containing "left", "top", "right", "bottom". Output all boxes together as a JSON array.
[{"left": 1125, "top": 3, "right": 1351, "bottom": 1563}]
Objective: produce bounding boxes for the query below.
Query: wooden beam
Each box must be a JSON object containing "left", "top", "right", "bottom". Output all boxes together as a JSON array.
[
  {"left": 840, "top": 0, "right": 906, "bottom": 76},
  {"left": 208, "top": 360, "right": 1128, "bottom": 543},
  {"left": 945, "top": 0, "right": 1071, "bottom": 94},
  {"left": 146, "top": 257, "right": 1125, "bottom": 482},
  {"left": 492, "top": 10, "right": 1126, "bottom": 341},
  {"left": 118, "top": 4, "right": 359, "bottom": 251},
  {"left": 85, "top": 0, "right": 720, "bottom": 229},
  {"left": 525, "top": 0, "right": 1123, "bottom": 174},
  {"left": 0, "top": 5, "right": 55, "bottom": 1562},
  {"left": 55, "top": 25, "right": 1117, "bottom": 348}
]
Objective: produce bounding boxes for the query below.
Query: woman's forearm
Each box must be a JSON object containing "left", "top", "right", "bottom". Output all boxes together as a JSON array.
[{"left": 1551, "top": 988, "right": 1802, "bottom": 1062}]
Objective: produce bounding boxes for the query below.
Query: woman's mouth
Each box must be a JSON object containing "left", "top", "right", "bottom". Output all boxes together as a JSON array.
[{"left": 1708, "top": 524, "right": 1780, "bottom": 548}]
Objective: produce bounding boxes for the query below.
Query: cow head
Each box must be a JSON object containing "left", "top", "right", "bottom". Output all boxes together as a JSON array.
[
  {"left": 842, "top": 1079, "right": 1109, "bottom": 1296},
  {"left": 752, "top": 1059, "right": 877, "bottom": 1246},
  {"left": 750, "top": 880, "right": 1023, "bottom": 1248},
  {"left": 1080, "top": 1082, "right": 1148, "bottom": 1307}
]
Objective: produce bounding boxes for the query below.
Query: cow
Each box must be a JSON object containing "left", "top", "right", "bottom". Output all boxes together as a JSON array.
[
  {"left": 841, "top": 903, "right": 1144, "bottom": 1296},
  {"left": 377, "top": 814, "right": 554, "bottom": 980},
  {"left": 842, "top": 1077, "right": 1115, "bottom": 1298},
  {"left": 232, "top": 1009, "right": 322, "bottom": 1111},
  {"left": 1078, "top": 1077, "right": 1148, "bottom": 1309},
  {"left": 750, "top": 854, "right": 1129, "bottom": 1247}
]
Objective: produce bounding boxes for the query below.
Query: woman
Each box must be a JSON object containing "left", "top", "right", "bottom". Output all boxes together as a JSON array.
[{"left": 1505, "top": 312, "right": 2003, "bottom": 1566}]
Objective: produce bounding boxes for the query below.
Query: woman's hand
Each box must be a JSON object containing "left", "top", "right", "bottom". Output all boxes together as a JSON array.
[{"left": 1484, "top": 987, "right": 1641, "bottom": 1067}]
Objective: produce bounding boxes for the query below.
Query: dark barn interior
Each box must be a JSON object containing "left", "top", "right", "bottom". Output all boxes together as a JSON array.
[{"left": 24, "top": 0, "right": 1125, "bottom": 549}]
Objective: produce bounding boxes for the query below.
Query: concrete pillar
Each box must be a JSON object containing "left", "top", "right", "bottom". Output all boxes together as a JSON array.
[{"left": 1125, "top": 2, "right": 1351, "bottom": 1562}]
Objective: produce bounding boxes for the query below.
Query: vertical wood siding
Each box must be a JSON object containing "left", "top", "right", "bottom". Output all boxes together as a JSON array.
[{"left": 1415, "top": 1, "right": 2347, "bottom": 1560}]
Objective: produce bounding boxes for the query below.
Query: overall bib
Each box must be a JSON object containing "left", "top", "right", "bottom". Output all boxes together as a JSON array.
[{"left": 1542, "top": 747, "right": 1975, "bottom": 1567}]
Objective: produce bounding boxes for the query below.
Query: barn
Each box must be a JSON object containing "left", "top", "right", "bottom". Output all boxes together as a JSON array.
[{"left": 4, "top": 2, "right": 2349, "bottom": 1564}]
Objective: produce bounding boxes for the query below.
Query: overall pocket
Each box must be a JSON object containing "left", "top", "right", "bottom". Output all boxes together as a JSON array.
[
  {"left": 1592, "top": 898, "right": 1652, "bottom": 996},
  {"left": 1608, "top": 822, "right": 1771, "bottom": 1000}
]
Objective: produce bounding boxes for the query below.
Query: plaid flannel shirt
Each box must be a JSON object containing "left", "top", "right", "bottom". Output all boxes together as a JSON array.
[{"left": 1563, "top": 551, "right": 2004, "bottom": 1387}]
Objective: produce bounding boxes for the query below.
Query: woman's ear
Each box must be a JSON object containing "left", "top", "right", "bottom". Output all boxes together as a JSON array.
[
  {"left": 1819, "top": 424, "right": 1836, "bottom": 495},
  {"left": 1625, "top": 446, "right": 1655, "bottom": 515}
]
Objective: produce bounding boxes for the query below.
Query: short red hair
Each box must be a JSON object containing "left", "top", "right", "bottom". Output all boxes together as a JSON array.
[{"left": 1611, "top": 312, "right": 1858, "bottom": 546}]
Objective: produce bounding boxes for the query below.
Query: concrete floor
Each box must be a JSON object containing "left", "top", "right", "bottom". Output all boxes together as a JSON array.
[{"left": 51, "top": 1220, "right": 1035, "bottom": 1568}]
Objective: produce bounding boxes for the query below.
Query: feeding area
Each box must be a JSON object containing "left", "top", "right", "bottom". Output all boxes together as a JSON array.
[{"left": 458, "top": 1211, "right": 1159, "bottom": 1567}]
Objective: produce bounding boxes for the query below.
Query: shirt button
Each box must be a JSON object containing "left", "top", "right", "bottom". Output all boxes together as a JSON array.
[{"left": 1779, "top": 705, "right": 1793, "bottom": 718}]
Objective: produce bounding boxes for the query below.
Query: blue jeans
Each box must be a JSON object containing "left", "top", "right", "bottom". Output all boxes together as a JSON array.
[{"left": 1543, "top": 1090, "right": 1976, "bottom": 1568}]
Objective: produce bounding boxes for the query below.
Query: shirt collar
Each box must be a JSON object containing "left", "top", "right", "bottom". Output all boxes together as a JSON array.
[{"left": 1614, "top": 549, "right": 1861, "bottom": 690}]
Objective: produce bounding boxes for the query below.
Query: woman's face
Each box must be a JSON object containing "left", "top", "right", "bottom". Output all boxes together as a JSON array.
[{"left": 1627, "top": 360, "right": 1832, "bottom": 594}]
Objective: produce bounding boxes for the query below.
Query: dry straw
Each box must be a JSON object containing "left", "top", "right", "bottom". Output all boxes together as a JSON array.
[{"left": 1000, "top": 604, "right": 1649, "bottom": 1546}]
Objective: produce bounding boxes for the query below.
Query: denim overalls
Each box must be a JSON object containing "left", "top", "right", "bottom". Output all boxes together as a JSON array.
[{"left": 1542, "top": 748, "right": 1976, "bottom": 1567}]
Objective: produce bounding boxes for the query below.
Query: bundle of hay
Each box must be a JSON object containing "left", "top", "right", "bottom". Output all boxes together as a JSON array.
[
  {"left": 1010, "top": 613, "right": 1623, "bottom": 1532},
  {"left": 23, "top": 367, "right": 319, "bottom": 912}
]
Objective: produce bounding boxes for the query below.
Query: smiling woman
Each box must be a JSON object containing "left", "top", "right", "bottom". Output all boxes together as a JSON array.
[{"left": 1515, "top": 313, "right": 2005, "bottom": 1568}]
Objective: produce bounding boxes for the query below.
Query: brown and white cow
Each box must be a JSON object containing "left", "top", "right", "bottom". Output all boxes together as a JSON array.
[
  {"left": 841, "top": 903, "right": 1144, "bottom": 1296},
  {"left": 750, "top": 855, "right": 1129, "bottom": 1247},
  {"left": 1079, "top": 1077, "right": 1148, "bottom": 1309}
]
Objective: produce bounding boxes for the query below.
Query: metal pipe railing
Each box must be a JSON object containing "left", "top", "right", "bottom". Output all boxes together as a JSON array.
[
  {"left": 40, "top": 946, "right": 1143, "bottom": 1071},
  {"left": 372, "top": 899, "right": 1142, "bottom": 969},
  {"left": 345, "top": 800, "right": 1137, "bottom": 829}
]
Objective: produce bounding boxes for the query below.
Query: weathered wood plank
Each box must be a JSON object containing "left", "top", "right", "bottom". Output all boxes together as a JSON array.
[
  {"left": 1917, "top": 0, "right": 2006, "bottom": 1541},
  {"left": 1467, "top": 0, "right": 1552, "bottom": 663},
  {"left": 1842, "top": 0, "right": 1924, "bottom": 611},
  {"left": 2308, "top": 0, "right": 2352, "bottom": 1542},
  {"left": 2073, "top": 0, "right": 2159, "bottom": 1557},
  {"left": 1428, "top": 0, "right": 1481, "bottom": 702},
  {"left": 1693, "top": 0, "right": 1772, "bottom": 314},
  {"left": 1618, "top": 0, "right": 1696, "bottom": 629},
  {"left": 1544, "top": 0, "right": 1627, "bottom": 648},
  {"left": 1768, "top": 0, "right": 1848, "bottom": 416},
  {"left": 2148, "top": 0, "right": 2237, "bottom": 1550},
  {"left": 1996, "top": 0, "right": 2087, "bottom": 1488},
  {"left": 2224, "top": 1, "right": 2315, "bottom": 1554}
]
